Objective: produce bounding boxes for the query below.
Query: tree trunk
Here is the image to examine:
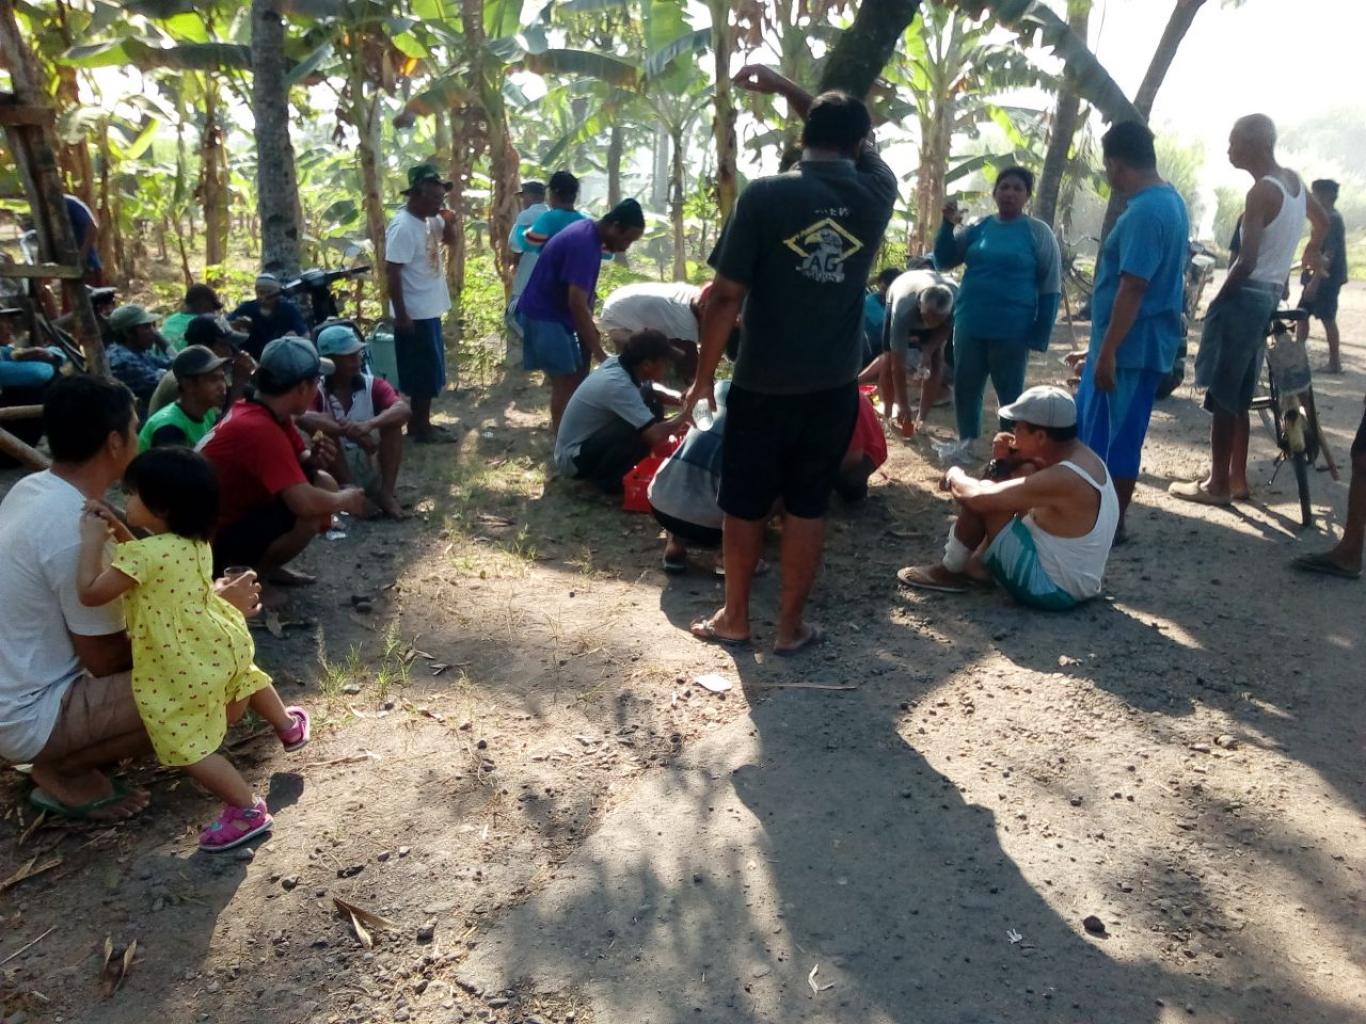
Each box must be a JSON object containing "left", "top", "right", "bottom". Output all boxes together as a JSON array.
[
  {"left": 1099, "top": 0, "right": 1208, "bottom": 240},
  {"left": 250, "top": 0, "right": 303, "bottom": 279},
  {"left": 1035, "top": 1, "right": 1091, "bottom": 229},
  {"left": 670, "top": 128, "right": 686, "bottom": 281},
  {"left": 349, "top": 46, "right": 387, "bottom": 304},
  {"left": 818, "top": 0, "right": 922, "bottom": 98},
  {"left": 201, "top": 76, "right": 229, "bottom": 280},
  {"left": 651, "top": 124, "right": 669, "bottom": 211},
  {"left": 607, "top": 126, "right": 624, "bottom": 208},
  {"left": 443, "top": 108, "right": 468, "bottom": 303},
  {"left": 708, "top": 0, "right": 738, "bottom": 219}
]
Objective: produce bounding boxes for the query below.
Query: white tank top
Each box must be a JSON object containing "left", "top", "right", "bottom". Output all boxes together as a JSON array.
[
  {"left": 1249, "top": 174, "right": 1306, "bottom": 286},
  {"left": 1023, "top": 459, "right": 1118, "bottom": 601},
  {"left": 323, "top": 372, "right": 377, "bottom": 450}
]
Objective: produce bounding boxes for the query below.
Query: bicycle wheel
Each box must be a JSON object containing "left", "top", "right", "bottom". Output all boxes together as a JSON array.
[{"left": 1293, "top": 449, "right": 1313, "bottom": 528}]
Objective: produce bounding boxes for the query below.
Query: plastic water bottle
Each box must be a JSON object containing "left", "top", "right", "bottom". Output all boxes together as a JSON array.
[{"left": 691, "top": 400, "right": 715, "bottom": 430}]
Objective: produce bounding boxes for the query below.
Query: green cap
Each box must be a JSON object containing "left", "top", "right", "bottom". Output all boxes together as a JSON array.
[
  {"left": 108, "top": 304, "right": 159, "bottom": 336},
  {"left": 403, "top": 163, "right": 453, "bottom": 194}
]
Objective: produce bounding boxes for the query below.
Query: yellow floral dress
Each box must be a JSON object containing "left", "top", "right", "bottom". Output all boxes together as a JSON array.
[{"left": 111, "top": 533, "right": 271, "bottom": 767}]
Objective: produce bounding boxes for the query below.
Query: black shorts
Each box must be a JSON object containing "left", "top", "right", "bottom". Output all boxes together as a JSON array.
[
  {"left": 719, "top": 383, "right": 859, "bottom": 521},
  {"left": 1299, "top": 280, "right": 1342, "bottom": 323},
  {"left": 652, "top": 507, "right": 723, "bottom": 548},
  {"left": 212, "top": 498, "right": 297, "bottom": 575}
]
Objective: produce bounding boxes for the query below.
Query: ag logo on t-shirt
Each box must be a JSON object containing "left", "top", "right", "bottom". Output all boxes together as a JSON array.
[{"left": 784, "top": 216, "right": 865, "bottom": 284}]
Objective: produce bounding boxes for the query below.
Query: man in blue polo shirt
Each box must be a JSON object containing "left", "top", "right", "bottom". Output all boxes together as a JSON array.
[
  {"left": 515, "top": 199, "right": 646, "bottom": 432},
  {"left": 1073, "top": 121, "right": 1188, "bottom": 539}
]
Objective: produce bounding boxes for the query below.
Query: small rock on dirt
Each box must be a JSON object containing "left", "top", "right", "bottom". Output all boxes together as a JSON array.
[
  {"left": 337, "top": 863, "right": 365, "bottom": 878},
  {"left": 280, "top": 875, "right": 299, "bottom": 891},
  {"left": 416, "top": 922, "right": 436, "bottom": 944},
  {"left": 1082, "top": 915, "right": 1108, "bottom": 936},
  {"left": 488, "top": 996, "right": 510, "bottom": 1008}
]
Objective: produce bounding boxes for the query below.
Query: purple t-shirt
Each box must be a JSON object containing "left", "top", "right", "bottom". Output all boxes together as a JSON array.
[{"left": 515, "top": 217, "right": 604, "bottom": 329}]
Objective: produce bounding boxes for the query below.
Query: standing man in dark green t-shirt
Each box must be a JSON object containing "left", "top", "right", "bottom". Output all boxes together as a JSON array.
[{"left": 684, "top": 64, "right": 897, "bottom": 655}]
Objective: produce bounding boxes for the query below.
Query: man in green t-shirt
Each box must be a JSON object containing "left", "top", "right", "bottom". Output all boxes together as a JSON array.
[{"left": 137, "top": 345, "right": 228, "bottom": 451}]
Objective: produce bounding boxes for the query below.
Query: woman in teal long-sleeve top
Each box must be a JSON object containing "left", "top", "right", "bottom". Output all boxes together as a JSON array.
[{"left": 934, "top": 166, "right": 1061, "bottom": 444}]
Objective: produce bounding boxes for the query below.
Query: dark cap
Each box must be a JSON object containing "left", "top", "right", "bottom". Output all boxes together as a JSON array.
[
  {"left": 172, "top": 344, "right": 229, "bottom": 381},
  {"left": 184, "top": 314, "right": 247, "bottom": 350},
  {"left": 402, "top": 163, "right": 453, "bottom": 194},
  {"left": 518, "top": 180, "right": 546, "bottom": 196},
  {"left": 255, "top": 335, "right": 334, "bottom": 392}
]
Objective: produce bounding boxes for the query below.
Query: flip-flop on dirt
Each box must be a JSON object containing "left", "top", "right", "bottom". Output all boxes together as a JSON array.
[
  {"left": 1291, "top": 552, "right": 1361, "bottom": 580},
  {"left": 1168, "top": 480, "right": 1232, "bottom": 506},
  {"left": 29, "top": 781, "right": 137, "bottom": 821},
  {"left": 896, "top": 565, "right": 969, "bottom": 594},
  {"left": 689, "top": 616, "right": 750, "bottom": 647},
  {"left": 774, "top": 624, "right": 824, "bottom": 657},
  {"left": 662, "top": 556, "right": 687, "bottom": 574}
]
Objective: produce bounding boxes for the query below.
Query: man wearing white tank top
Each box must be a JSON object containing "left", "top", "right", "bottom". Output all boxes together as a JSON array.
[{"left": 1172, "top": 114, "right": 1329, "bottom": 506}]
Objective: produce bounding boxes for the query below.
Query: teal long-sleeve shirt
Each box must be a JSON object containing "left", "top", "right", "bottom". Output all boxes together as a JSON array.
[{"left": 933, "top": 215, "right": 1061, "bottom": 351}]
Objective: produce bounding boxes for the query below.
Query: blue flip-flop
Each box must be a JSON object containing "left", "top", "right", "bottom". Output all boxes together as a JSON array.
[{"left": 29, "top": 781, "right": 133, "bottom": 820}]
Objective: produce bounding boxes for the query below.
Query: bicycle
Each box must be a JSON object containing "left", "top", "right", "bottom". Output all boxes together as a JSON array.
[{"left": 1250, "top": 307, "right": 1337, "bottom": 528}]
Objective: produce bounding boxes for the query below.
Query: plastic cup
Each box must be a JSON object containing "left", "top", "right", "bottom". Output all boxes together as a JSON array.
[{"left": 691, "top": 400, "right": 715, "bottom": 430}]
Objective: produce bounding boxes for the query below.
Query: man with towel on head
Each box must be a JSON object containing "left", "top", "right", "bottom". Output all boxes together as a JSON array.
[{"left": 227, "top": 273, "right": 308, "bottom": 360}]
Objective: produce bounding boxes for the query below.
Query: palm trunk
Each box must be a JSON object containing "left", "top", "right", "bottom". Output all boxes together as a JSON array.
[
  {"left": 349, "top": 46, "right": 387, "bottom": 304},
  {"left": 201, "top": 76, "right": 229, "bottom": 280},
  {"left": 1099, "top": 0, "right": 1208, "bottom": 240},
  {"left": 444, "top": 106, "right": 468, "bottom": 391},
  {"left": 651, "top": 124, "right": 669, "bottom": 212},
  {"left": 708, "top": 0, "right": 738, "bottom": 219},
  {"left": 670, "top": 127, "right": 686, "bottom": 281},
  {"left": 818, "top": 0, "right": 923, "bottom": 98},
  {"left": 1036, "top": 2, "right": 1091, "bottom": 229},
  {"left": 250, "top": 0, "right": 303, "bottom": 279},
  {"left": 607, "top": 126, "right": 624, "bottom": 208}
]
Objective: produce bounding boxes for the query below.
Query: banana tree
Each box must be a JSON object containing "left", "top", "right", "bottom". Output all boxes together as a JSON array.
[{"left": 1035, "top": 0, "right": 1092, "bottom": 228}]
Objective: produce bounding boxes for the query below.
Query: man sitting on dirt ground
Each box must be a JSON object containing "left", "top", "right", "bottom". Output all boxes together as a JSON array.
[
  {"left": 1293, "top": 394, "right": 1366, "bottom": 580},
  {"left": 0, "top": 375, "right": 259, "bottom": 820},
  {"left": 106, "top": 303, "right": 171, "bottom": 416},
  {"left": 200, "top": 336, "right": 367, "bottom": 585},
  {"left": 297, "top": 323, "right": 411, "bottom": 520},
  {"left": 554, "top": 328, "right": 689, "bottom": 493},
  {"left": 683, "top": 64, "right": 897, "bottom": 654},
  {"left": 897, "top": 386, "right": 1119, "bottom": 612},
  {"left": 866, "top": 268, "right": 956, "bottom": 437},
  {"left": 138, "top": 344, "right": 228, "bottom": 451},
  {"left": 148, "top": 313, "right": 255, "bottom": 417},
  {"left": 599, "top": 280, "right": 709, "bottom": 383},
  {"left": 227, "top": 273, "right": 308, "bottom": 360}
]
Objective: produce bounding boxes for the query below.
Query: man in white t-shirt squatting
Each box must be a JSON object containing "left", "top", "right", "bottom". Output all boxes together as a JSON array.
[
  {"left": 385, "top": 164, "right": 459, "bottom": 444},
  {"left": 599, "top": 281, "right": 710, "bottom": 383},
  {"left": 0, "top": 376, "right": 260, "bottom": 820}
]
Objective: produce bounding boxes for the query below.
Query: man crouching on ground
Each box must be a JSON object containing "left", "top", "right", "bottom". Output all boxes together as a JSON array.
[{"left": 896, "top": 386, "right": 1119, "bottom": 611}]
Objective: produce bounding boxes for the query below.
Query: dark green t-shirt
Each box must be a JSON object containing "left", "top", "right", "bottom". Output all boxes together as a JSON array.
[{"left": 710, "top": 149, "right": 898, "bottom": 395}]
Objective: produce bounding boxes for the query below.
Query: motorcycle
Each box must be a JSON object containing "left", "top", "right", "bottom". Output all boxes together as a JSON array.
[{"left": 282, "top": 264, "right": 372, "bottom": 331}]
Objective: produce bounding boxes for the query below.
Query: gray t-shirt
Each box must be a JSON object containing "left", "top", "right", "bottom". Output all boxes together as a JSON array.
[
  {"left": 553, "top": 356, "right": 655, "bottom": 474},
  {"left": 883, "top": 269, "right": 958, "bottom": 357},
  {"left": 710, "top": 147, "right": 898, "bottom": 396}
]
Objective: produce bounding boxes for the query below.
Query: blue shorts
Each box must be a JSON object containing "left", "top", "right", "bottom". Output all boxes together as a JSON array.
[
  {"left": 1075, "top": 366, "right": 1163, "bottom": 479},
  {"left": 1194, "top": 284, "right": 1279, "bottom": 414},
  {"left": 520, "top": 314, "right": 584, "bottom": 377},
  {"left": 394, "top": 317, "right": 446, "bottom": 400},
  {"left": 983, "top": 518, "right": 1079, "bottom": 612}
]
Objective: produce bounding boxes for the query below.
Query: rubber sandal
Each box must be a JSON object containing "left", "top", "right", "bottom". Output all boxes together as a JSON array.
[
  {"left": 1291, "top": 552, "right": 1361, "bottom": 580},
  {"left": 1168, "top": 480, "right": 1231, "bottom": 506},
  {"left": 896, "top": 565, "right": 969, "bottom": 594},
  {"left": 29, "top": 780, "right": 133, "bottom": 820},
  {"left": 774, "top": 624, "right": 825, "bottom": 657},
  {"left": 690, "top": 616, "right": 750, "bottom": 647},
  {"left": 199, "top": 799, "right": 273, "bottom": 852},
  {"left": 662, "top": 555, "right": 687, "bottom": 574},
  {"left": 278, "top": 706, "right": 311, "bottom": 752}
]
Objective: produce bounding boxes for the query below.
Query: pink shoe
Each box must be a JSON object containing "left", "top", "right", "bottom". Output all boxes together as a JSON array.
[
  {"left": 278, "top": 706, "right": 310, "bottom": 752},
  {"left": 198, "top": 799, "right": 273, "bottom": 852}
]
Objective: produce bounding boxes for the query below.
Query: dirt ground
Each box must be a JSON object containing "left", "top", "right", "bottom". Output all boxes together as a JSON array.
[{"left": 2, "top": 283, "right": 1364, "bottom": 1024}]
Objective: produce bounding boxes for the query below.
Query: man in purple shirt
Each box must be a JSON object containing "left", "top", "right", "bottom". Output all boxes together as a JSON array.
[{"left": 515, "top": 199, "right": 646, "bottom": 431}]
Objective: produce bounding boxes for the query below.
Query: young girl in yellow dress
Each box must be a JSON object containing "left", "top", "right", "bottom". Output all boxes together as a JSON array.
[{"left": 77, "top": 447, "right": 310, "bottom": 852}]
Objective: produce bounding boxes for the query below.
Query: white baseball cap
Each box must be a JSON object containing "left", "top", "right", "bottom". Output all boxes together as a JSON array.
[{"left": 998, "top": 385, "right": 1077, "bottom": 429}]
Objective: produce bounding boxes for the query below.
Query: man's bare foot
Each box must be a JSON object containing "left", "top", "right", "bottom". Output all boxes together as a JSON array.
[
  {"left": 375, "top": 492, "right": 407, "bottom": 520},
  {"left": 28, "top": 767, "right": 149, "bottom": 821},
  {"left": 268, "top": 565, "right": 316, "bottom": 586}
]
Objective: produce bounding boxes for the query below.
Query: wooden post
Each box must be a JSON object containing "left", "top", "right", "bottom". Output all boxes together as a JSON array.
[{"left": 0, "top": 0, "right": 107, "bottom": 378}]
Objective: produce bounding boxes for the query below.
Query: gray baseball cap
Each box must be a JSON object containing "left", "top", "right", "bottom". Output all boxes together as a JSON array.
[
  {"left": 998, "top": 385, "right": 1077, "bottom": 429},
  {"left": 257, "top": 335, "right": 333, "bottom": 390},
  {"left": 171, "top": 344, "right": 228, "bottom": 381}
]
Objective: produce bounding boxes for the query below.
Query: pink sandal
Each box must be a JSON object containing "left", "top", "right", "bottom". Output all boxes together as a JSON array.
[
  {"left": 198, "top": 798, "right": 273, "bottom": 852},
  {"left": 278, "top": 706, "right": 310, "bottom": 752}
]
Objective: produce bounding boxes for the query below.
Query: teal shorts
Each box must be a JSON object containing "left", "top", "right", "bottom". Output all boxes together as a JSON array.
[{"left": 983, "top": 518, "right": 1079, "bottom": 612}]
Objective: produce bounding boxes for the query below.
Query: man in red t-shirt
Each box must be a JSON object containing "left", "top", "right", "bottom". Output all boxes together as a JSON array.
[
  {"left": 297, "top": 323, "right": 411, "bottom": 519},
  {"left": 201, "top": 336, "right": 367, "bottom": 583}
]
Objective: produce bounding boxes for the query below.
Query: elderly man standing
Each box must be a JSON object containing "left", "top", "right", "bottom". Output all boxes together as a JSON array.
[
  {"left": 106, "top": 304, "right": 171, "bottom": 416},
  {"left": 0, "top": 375, "right": 259, "bottom": 819},
  {"left": 1072, "top": 121, "right": 1189, "bottom": 537},
  {"left": 386, "top": 164, "right": 459, "bottom": 443},
  {"left": 297, "top": 323, "right": 411, "bottom": 519},
  {"left": 227, "top": 273, "right": 308, "bottom": 359},
  {"left": 1171, "top": 114, "right": 1327, "bottom": 506},
  {"left": 683, "top": 65, "right": 897, "bottom": 654},
  {"left": 898, "top": 387, "right": 1119, "bottom": 611}
]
